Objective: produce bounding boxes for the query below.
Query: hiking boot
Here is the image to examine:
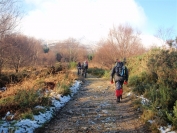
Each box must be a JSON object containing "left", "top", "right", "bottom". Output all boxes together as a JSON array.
[{"left": 116, "top": 96, "right": 120, "bottom": 103}]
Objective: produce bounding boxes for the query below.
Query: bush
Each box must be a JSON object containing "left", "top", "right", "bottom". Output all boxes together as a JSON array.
[
  {"left": 87, "top": 67, "right": 105, "bottom": 77},
  {"left": 167, "top": 100, "right": 177, "bottom": 129},
  {"left": 32, "top": 108, "right": 46, "bottom": 115},
  {"left": 14, "top": 89, "right": 39, "bottom": 109},
  {"left": 128, "top": 75, "right": 140, "bottom": 87},
  {"left": 141, "top": 109, "right": 156, "bottom": 122},
  {"left": 54, "top": 63, "right": 63, "bottom": 72},
  {"left": 56, "top": 83, "right": 71, "bottom": 96},
  {"left": 128, "top": 49, "right": 177, "bottom": 129},
  {"left": 69, "top": 62, "right": 77, "bottom": 69},
  {"left": 103, "top": 70, "right": 110, "bottom": 79},
  {"left": 39, "top": 97, "right": 51, "bottom": 106},
  {"left": 21, "top": 109, "right": 34, "bottom": 120},
  {"left": 129, "top": 71, "right": 158, "bottom": 95},
  {"left": 147, "top": 50, "right": 177, "bottom": 89}
]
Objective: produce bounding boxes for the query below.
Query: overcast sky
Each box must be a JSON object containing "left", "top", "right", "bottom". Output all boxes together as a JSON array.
[{"left": 20, "top": 0, "right": 177, "bottom": 45}]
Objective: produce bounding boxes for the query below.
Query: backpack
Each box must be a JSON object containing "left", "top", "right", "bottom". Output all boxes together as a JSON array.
[{"left": 115, "top": 62, "right": 126, "bottom": 77}]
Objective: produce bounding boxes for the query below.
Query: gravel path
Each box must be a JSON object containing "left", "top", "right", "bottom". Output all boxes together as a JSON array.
[{"left": 35, "top": 75, "right": 150, "bottom": 133}]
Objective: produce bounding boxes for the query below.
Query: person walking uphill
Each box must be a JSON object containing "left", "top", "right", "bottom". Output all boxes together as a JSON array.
[{"left": 110, "top": 60, "right": 129, "bottom": 103}]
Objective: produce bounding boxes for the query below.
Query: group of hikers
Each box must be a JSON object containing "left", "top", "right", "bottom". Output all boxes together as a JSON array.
[
  {"left": 77, "top": 60, "right": 88, "bottom": 77},
  {"left": 76, "top": 58, "right": 129, "bottom": 103}
]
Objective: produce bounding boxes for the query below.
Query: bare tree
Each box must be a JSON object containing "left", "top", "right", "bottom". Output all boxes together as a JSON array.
[
  {"left": 38, "top": 51, "right": 56, "bottom": 66},
  {"left": 5, "top": 34, "right": 41, "bottom": 72},
  {"left": 0, "top": 0, "right": 22, "bottom": 73},
  {"left": 28, "top": 37, "right": 43, "bottom": 66},
  {"left": 0, "top": 0, "right": 21, "bottom": 37},
  {"left": 53, "top": 38, "right": 87, "bottom": 62},
  {"left": 155, "top": 27, "right": 175, "bottom": 48},
  {"left": 108, "top": 24, "right": 144, "bottom": 58},
  {"left": 93, "top": 24, "right": 146, "bottom": 68},
  {"left": 0, "top": 39, "right": 9, "bottom": 74}
]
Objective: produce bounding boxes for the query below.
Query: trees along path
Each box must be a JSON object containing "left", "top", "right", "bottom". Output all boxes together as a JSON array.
[{"left": 35, "top": 73, "right": 150, "bottom": 133}]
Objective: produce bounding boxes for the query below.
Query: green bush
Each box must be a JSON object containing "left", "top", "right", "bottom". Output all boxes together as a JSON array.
[
  {"left": 129, "top": 71, "right": 158, "bottom": 95},
  {"left": 128, "top": 49, "right": 177, "bottom": 128},
  {"left": 133, "top": 84, "right": 146, "bottom": 95},
  {"left": 103, "top": 70, "right": 110, "bottom": 79},
  {"left": 167, "top": 100, "right": 177, "bottom": 129},
  {"left": 0, "top": 96, "right": 14, "bottom": 105},
  {"left": 87, "top": 68, "right": 105, "bottom": 77},
  {"left": 21, "top": 110, "right": 34, "bottom": 120},
  {"left": 69, "top": 62, "right": 77, "bottom": 69},
  {"left": 128, "top": 75, "right": 140, "bottom": 87},
  {"left": 39, "top": 97, "right": 51, "bottom": 106},
  {"left": 56, "top": 83, "right": 71, "bottom": 96},
  {"left": 147, "top": 50, "right": 177, "bottom": 89},
  {"left": 143, "top": 85, "right": 158, "bottom": 104},
  {"left": 14, "top": 89, "right": 39, "bottom": 109}
]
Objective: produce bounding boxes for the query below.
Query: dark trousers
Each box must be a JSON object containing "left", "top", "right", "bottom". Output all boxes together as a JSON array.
[
  {"left": 115, "top": 80, "right": 124, "bottom": 90},
  {"left": 77, "top": 67, "right": 81, "bottom": 75}
]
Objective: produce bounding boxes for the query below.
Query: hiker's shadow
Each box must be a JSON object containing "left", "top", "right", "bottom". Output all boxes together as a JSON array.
[{"left": 120, "top": 96, "right": 131, "bottom": 103}]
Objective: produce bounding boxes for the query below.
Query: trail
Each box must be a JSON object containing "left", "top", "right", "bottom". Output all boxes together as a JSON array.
[{"left": 35, "top": 74, "right": 150, "bottom": 133}]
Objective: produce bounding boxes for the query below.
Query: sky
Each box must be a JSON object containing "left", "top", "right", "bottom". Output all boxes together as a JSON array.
[{"left": 19, "top": 0, "right": 177, "bottom": 46}]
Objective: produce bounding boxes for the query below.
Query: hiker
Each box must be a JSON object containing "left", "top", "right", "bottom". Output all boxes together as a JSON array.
[
  {"left": 84, "top": 60, "right": 88, "bottom": 69},
  {"left": 81, "top": 60, "right": 88, "bottom": 77},
  {"left": 110, "top": 59, "right": 128, "bottom": 103},
  {"left": 77, "top": 62, "right": 81, "bottom": 75}
]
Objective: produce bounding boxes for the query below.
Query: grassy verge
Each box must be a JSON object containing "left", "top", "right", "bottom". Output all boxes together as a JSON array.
[{"left": 0, "top": 64, "right": 77, "bottom": 121}]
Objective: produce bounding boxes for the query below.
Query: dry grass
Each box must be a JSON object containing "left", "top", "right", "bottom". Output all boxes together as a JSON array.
[
  {"left": 0, "top": 68, "right": 77, "bottom": 98},
  {"left": 0, "top": 66, "right": 79, "bottom": 119}
]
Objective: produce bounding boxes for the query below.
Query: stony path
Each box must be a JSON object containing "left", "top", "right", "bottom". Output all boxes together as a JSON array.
[{"left": 35, "top": 76, "right": 150, "bottom": 133}]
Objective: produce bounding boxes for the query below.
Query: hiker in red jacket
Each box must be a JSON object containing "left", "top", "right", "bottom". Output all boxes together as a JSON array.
[{"left": 110, "top": 59, "right": 128, "bottom": 103}]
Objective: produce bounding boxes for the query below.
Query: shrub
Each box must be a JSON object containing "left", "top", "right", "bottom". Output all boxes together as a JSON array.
[
  {"left": 54, "top": 63, "right": 63, "bottom": 72},
  {"left": 56, "top": 83, "right": 71, "bottom": 96},
  {"left": 69, "top": 62, "right": 77, "bottom": 69},
  {"left": 141, "top": 109, "right": 156, "bottom": 122},
  {"left": 126, "top": 49, "right": 177, "bottom": 130},
  {"left": 147, "top": 50, "right": 177, "bottom": 89},
  {"left": 14, "top": 89, "right": 39, "bottom": 109},
  {"left": 87, "top": 68, "right": 105, "bottom": 77},
  {"left": 128, "top": 75, "right": 140, "bottom": 87},
  {"left": 142, "top": 85, "right": 176, "bottom": 126},
  {"left": 167, "top": 100, "right": 177, "bottom": 129},
  {"left": 32, "top": 108, "right": 46, "bottom": 115},
  {"left": 20, "top": 109, "right": 34, "bottom": 120},
  {"left": 39, "top": 97, "right": 51, "bottom": 106},
  {"left": 103, "top": 70, "right": 110, "bottom": 79}
]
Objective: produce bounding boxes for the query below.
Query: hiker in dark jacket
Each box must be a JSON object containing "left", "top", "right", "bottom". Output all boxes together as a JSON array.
[
  {"left": 110, "top": 60, "right": 129, "bottom": 103},
  {"left": 77, "top": 62, "right": 81, "bottom": 75},
  {"left": 81, "top": 60, "right": 88, "bottom": 77}
]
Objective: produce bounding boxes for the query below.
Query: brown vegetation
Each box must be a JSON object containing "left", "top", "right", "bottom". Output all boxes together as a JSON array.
[
  {"left": 93, "top": 24, "right": 146, "bottom": 69},
  {"left": 0, "top": 64, "right": 78, "bottom": 119},
  {"left": 52, "top": 38, "right": 88, "bottom": 62}
]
